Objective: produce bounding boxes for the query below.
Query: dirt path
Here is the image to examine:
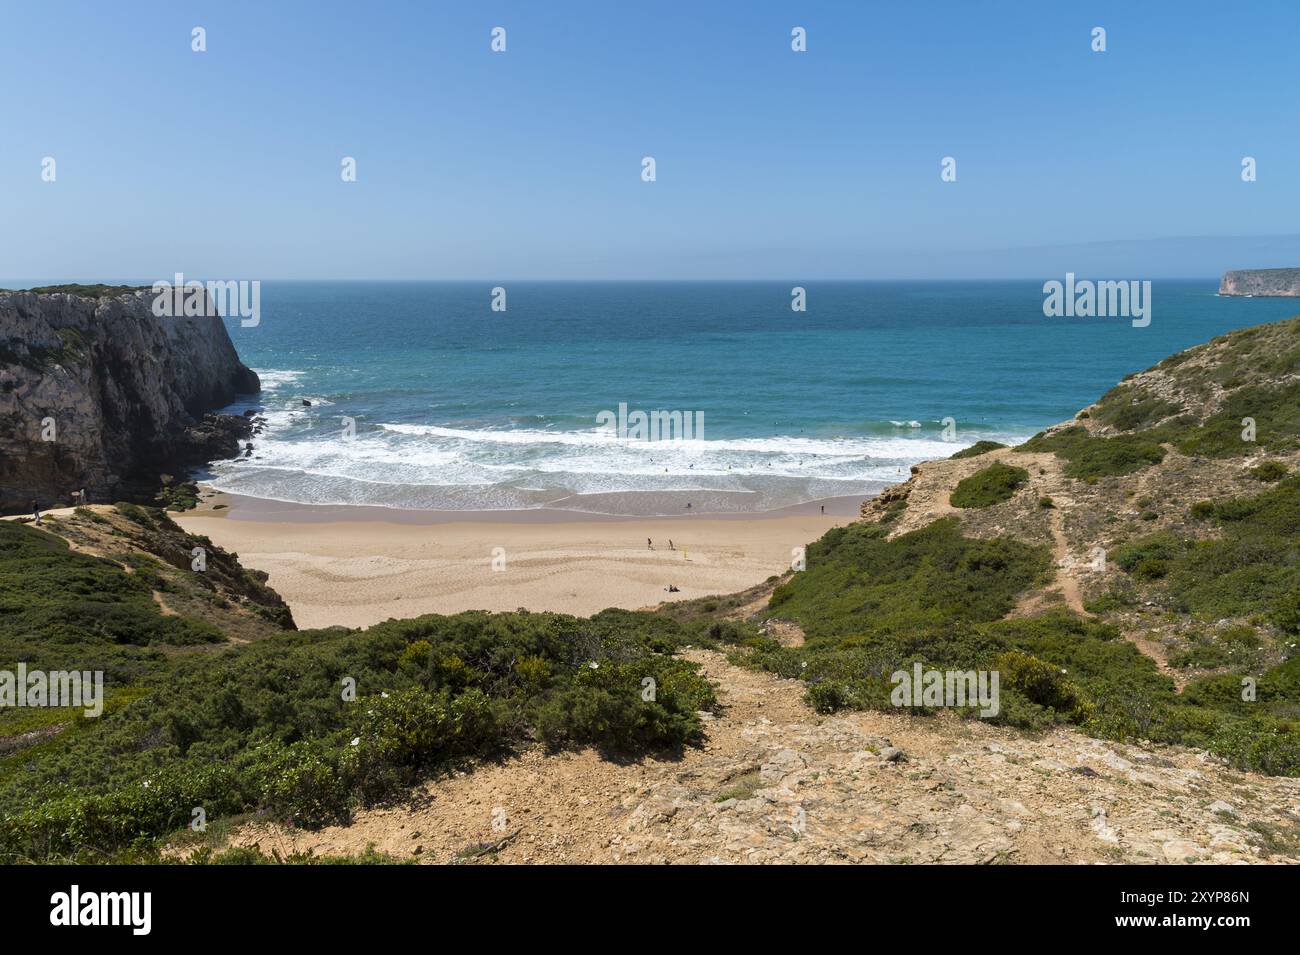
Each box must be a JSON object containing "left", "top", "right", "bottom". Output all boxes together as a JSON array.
[
  {"left": 1045, "top": 497, "right": 1087, "bottom": 616},
  {"left": 216, "top": 647, "right": 1298, "bottom": 865},
  {"left": 1, "top": 506, "right": 78, "bottom": 523}
]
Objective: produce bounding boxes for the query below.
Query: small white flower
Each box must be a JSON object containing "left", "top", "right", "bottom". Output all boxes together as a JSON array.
[
  {"left": 381, "top": 691, "right": 389, "bottom": 698},
  {"left": 350, "top": 737, "right": 360, "bottom": 747},
  {"left": 588, "top": 661, "right": 599, "bottom": 669}
]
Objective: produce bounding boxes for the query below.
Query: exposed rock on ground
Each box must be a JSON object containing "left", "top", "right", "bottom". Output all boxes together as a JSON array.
[{"left": 223, "top": 646, "right": 1300, "bottom": 864}]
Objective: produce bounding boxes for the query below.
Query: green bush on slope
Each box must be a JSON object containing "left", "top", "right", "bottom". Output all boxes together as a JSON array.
[
  {"left": 1019, "top": 427, "right": 1166, "bottom": 480},
  {"left": 949, "top": 462, "right": 1029, "bottom": 508},
  {"left": 1115, "top": 477, "right": 1300, "bottom": 633},
  {"left": 703, "top": 508, "right": 1300, "bottom": 776},
  {"left": 949, "top": 440, "right": 1007, "bottom": 460},
  {"left": 0, "top": 603, "right": 715, "bottom": 861}
]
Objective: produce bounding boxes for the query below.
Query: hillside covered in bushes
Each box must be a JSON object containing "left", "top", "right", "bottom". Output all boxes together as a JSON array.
[
  {"left": 4, "top": 316, "right": 1300, "bottom": 862},
  {"left": 0, "top": 507, "right": 717, "bottom": 862}
]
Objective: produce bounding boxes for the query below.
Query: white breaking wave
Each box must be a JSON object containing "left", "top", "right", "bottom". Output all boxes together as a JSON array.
[
  {"left": 378, "top": 422, "right": 956, "bottom": 459},
  {"left": 209, "top": 387, "right": 1030, "bottom": 513},
  {"left": 251, "top": 368, "right": 305, "bottom": 391}
]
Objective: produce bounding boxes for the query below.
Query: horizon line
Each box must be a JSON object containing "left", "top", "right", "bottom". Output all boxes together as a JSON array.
[{"left": 1, "top": 274, "right": 1231, "bottom": 285}]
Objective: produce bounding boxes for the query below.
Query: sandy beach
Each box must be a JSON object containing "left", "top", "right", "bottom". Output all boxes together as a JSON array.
[{"left": 174, "top": 492, "right": 854, "bottom": 629}]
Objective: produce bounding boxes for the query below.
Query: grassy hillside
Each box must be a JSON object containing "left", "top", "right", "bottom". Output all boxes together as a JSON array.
[
  {"left": 683, "top": 317, "right": 1300, "bottom": 777},
  {"left": 0, "top": 508, "right": 718, "bottom": 862}
]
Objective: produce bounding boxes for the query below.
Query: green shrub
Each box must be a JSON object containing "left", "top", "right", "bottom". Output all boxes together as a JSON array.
[
  {"left": 994, "top": 649, "right": 1090, "bottom": 718},
  {"left": 0, "top": 607, "right": 718, "bottom": 861},
  {"left": 949, "top": 440, "right": 1006, "bottom": 460},
  {"left": 1134, "top": 480, "right": 1300, "bottom": 634},
  {"left": 1251, "top": 460, "right": 1289, "bottom": 482},
  {"left": 1091, "top": 385, "right": 1181, "bottom": 431},
  {"left": 949, "top": 463, "right": 1030, "bottom": 508},
  {"left": 1111, "top": 533, "right": 1184, "bottom": 580},
  {"left": 1019, "top": 427, "right": 1166, "bottom": 480},
  {"left": 764, "top": 518, "right": 1049, "bottom": 641}
]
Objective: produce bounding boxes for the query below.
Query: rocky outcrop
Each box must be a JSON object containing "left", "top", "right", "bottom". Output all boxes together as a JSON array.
[
  {"left": 0, "top": 288, "right": 259, "bottom": 513},
  {"left": 1219, "top": 267, "right": 1300, "bottom": 296}
]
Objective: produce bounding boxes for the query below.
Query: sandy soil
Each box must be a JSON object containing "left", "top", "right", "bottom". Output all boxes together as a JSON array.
[
  {"left": 174, "top": 492, "right": 847, "bottom": 629},
  {"left": 222, "top": 643, "right": 1300, "bottom": 865}
]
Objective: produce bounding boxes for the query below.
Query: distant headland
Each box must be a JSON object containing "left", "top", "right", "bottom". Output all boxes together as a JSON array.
[{"left": 1219, "top": 267, "right": 1300, "bottom": 297}]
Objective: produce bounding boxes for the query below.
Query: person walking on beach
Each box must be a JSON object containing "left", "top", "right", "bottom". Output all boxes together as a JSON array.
[
  {"left": 647, "top": 537, "right": 653, "bottom": 550},
  {"left": 669, "top": 539, "right": 675, "bottom": 550},
  {"left": 820, "top": 504, "right": 825, "bottom": 514},
  {"left": 32, "top": 499, "right": 41, "bottom": 525}
]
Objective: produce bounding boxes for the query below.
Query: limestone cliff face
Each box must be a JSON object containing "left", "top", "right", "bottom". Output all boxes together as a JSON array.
[
  {"left": 1219, "top": 267, "right": 1300, "bottom": 296},
  {"left": 0, "top": 289, "right": 259, "bottom": 512}
]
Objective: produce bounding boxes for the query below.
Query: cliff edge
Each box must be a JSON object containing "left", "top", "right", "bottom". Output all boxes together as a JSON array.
[
  {"left": 1219, "top": 267, "right": 1300, "bottom": 296},
  {"left": 0, "top": 287, "right": 259, "bottom": 512}
]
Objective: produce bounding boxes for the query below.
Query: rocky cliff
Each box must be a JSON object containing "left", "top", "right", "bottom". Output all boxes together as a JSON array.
[
  {"left": 1219, "top": 267, "right": 1300, "bottom": 296},
  {"left": 0, "top": 287, "right": 259, "bottom": 513}
]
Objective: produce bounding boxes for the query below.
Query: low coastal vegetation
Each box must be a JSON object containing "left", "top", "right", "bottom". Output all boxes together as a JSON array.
[
  {"left": 949, "top": 440, "right": 1006, "bottom": 460},
  {"left": 1112, "top": 477, "right": 1300, "bottom": 640},
  {"left": 704, "top": 503, "right": 1299, "bottom": 775},
  {"left": 5, "top": 314, "right": 1300, "bottom": 863},
  {"left": 949, "top": 462, "right": 1029, "bottom": 508},
  {"left": 1020, "top": 318, "right": 1300, "bottom": 479},
  {"left": 700, "top": 318, "right": 1300, "bottom": 777},
  {"left": 1019, "top": 426, "right": 1167, "bottom": 480},
  {"left": 719, "top": 520, "right": 1134, "bottom": 732},
  {"left": 0, "top": 284, "right": 147, "bottom": 298},
  {"left": 0, "top": 509, "right": 716, "bottom": 862},
  {"left": 154, "top": 478, "right": 201, "bottom": 512}
]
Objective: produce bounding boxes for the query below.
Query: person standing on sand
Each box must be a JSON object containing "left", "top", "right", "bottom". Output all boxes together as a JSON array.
[
  {"left": 820, "top": 504, "right": 825, "bottom": 514},
  {"left": 32, "top": 499, "right": 41, "bottom": 525},
  {"left": 647, "top": 537, "right": 653, "bottom": 550}
]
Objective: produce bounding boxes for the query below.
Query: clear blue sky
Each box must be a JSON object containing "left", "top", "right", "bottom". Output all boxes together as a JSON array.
[{"left": 3, "top": 0, "right": 1298, "bottom": 280}]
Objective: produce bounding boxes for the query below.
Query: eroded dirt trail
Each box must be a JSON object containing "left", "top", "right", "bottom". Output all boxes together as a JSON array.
[{"left": 224, "top": 648, "right": 1298, "bottom": 864}]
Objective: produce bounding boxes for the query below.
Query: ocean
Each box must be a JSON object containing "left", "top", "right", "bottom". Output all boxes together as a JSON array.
[{"left": 205, "top": 280, "right": 1296, "bottom": 515}]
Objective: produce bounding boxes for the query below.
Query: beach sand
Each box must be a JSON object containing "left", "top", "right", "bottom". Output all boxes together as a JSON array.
[{"left": 174, "top": 492, "right": 855, "bottom": 629}]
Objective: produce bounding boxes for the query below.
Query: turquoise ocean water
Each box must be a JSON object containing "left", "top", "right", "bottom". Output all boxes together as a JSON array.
[{"left": 205, "top": 280, "right": 1296, "bottom": 514}]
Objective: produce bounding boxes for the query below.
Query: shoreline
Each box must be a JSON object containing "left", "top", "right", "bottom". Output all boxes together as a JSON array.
[
  {"left": 175, "top": 488, "right": 861, "bottom": 629},
  {"left": 187, "top": 488, "right": 867, "bottom": 524}
]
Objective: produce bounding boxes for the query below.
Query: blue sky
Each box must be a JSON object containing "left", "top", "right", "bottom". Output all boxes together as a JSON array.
[{"left": 3, "top": 0, "right": 1298, "bottom": 279}]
